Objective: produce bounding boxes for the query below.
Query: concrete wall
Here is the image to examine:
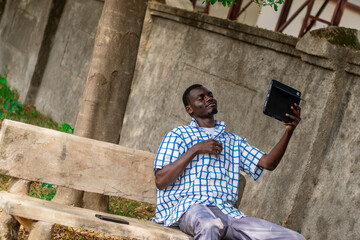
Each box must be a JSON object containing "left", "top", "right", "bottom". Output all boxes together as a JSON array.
[
  {"left": 119, "top": 3, "right": 360, "bottom": 239},
  {"left": 0, "top": 0, "right": 53, "bottom": 99},
  {"left": 0, "top": 0, "right": 103, "bottom": 126},
  {"left": 33, "top": 0, "right": 102, "bottom": 125}
]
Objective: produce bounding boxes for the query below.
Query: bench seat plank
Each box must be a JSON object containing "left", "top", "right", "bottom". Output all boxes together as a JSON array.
[
  {"left": 0, "top": 191, "right": 192, "bottom": 240},
  {"left": 0, "top": 120, "right": 157, "bottom": 204}
]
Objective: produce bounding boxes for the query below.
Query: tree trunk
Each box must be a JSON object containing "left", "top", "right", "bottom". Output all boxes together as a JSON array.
[
  {"left": 31, "top": 0, "right": 148, "bottom": 237},
  {"left": 54, "top": 0, "right": 148, "bottom": 211},
  {"left": 75, "top": 0, "right": 148, "bottom": 142}
]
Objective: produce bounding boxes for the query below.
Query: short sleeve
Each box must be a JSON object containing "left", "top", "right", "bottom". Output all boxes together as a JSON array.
[
  {"left": 239, "top": 138, "right": 264, "bottom": 181},
  {"left": 154, "top": 131, "right": 184, "bottom": 173}
]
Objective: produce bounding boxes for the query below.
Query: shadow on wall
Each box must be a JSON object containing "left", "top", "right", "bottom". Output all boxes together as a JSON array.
[{"left": 0, "top": 0, "right": 5, "bottom": 22}]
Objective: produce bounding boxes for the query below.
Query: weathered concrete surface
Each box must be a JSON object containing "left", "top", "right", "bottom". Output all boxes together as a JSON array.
[
  {"left": 119, "top": 3, "right": 360, "bottom": 239},
  {"left": 28, "top": 222, "right": 53, "bottom": 240},
  {"left": 290, "top": 28, "right": 360, "bottom": 240},
  {"left": 0, "top": 192, "right": 192, "bottom": 240},
  {"left": 299, "top": 72, "right": 360, "bottom": 240},
  {"left": 0, "top": 0, "right": 102, "bottom": 126},
  {"left": 0, "top": 119, "right": 157, "bottom": 204},
  {"left": 33, "top": 0, "right": 103, "bottom": 126},
  {"left": 0, "top": 0, "right": 52, "bottom": 101}
]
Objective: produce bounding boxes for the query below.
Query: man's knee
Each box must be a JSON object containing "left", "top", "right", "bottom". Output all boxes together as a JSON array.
[
  {"left": 194, "top": 217, "right": 223, "bottom": 238},
  {"left": 179, "top": 204, "right": 225, "bottom": 238}
]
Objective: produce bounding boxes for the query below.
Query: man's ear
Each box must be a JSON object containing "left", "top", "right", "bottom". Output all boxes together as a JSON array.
[{"left": 185, "top": 105, "right": 193, "bottom": 115}]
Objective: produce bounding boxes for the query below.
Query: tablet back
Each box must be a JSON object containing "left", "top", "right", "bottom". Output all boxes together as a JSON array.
[{"left": 263, "top": 80, "right": 301, "bottom": 123}]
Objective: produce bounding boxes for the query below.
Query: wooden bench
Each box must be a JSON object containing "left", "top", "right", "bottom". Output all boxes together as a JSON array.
[{"left": 0, "top": 119, "right": 246, "bottom": 239}]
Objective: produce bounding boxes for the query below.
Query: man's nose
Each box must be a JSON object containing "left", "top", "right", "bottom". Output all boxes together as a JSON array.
[{"left": 205, "top": 95, "right": 214, "bottom": 101}]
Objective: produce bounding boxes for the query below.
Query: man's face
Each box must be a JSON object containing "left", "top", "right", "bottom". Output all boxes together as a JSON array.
[{"left": 186, "top": 86, "right": 218, "bottom": 118}]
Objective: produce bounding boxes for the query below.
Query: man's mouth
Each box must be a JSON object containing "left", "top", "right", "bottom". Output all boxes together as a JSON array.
[{"left": 207, "top": 102, "right": 216, "bottom": 108}]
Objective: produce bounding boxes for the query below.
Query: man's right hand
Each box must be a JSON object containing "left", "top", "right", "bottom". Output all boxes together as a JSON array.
[
  {"left": 156, "top": 139, "right": 223, "bottom": 190},
  {"left": 194, "top": 139, "right": 223, "bottom": 156}
]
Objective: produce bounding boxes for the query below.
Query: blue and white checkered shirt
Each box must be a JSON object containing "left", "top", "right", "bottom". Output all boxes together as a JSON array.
[{"left": 153, "top": 119, "right": 264, "bottom": 226}]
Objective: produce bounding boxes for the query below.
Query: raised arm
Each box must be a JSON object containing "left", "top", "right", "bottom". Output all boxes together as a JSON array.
[
  {"left": 155, "top": 139, "right": 223, "bottom": 190},
  {"left": 258, "top": 103, "right": 301, "bottom": 171}
]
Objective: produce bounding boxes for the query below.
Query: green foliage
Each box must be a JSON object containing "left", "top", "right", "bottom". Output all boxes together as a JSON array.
[
  {"left": 0, "top": 76, "right": 6, "bottom": 85},
  {"left": 61, "top": 123, "right": 74, "bottom": 133},
  {"left": 254, "top": 0, "right": 284, "bottom": 11},
  {"left": 0, "top": 69, "right": 74, "bottom": 132},
  {"left": 202, "top": 0, "right": 284, "bottom": 11},
  {"left": 29, "top": 182, "right": 58, "bottom": 201},
  {"left": 4, "top": 97, "right": 22, "bottom": 114}
]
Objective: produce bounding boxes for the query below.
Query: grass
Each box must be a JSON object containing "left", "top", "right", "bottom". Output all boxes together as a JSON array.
[
  {"left": 109, "top": 197, "right": 154, "bottom": 220},
  {"left": 0, "top": 69, "right": 61, "bottom": 130},
  {"left": 0, "top": 70, "right": 155, "bottom": 239}
]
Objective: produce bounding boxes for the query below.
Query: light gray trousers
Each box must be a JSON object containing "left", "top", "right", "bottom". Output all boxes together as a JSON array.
[{"left": 178, "top": 204, "right": 306, "bottom": 240}]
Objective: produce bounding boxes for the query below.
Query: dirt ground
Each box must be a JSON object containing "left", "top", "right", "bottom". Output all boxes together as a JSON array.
[{"left": 18, "top": 224, "right": 134, "bottom": 240}]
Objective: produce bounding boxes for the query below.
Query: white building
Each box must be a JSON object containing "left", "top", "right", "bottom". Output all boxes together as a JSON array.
[{"left": 191, "top": 0, "right": 360, "bottom": 37}]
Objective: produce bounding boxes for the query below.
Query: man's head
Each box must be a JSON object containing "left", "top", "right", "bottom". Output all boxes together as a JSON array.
[{"left": 182, "top": 84, "right": 218, "bottom": 118}]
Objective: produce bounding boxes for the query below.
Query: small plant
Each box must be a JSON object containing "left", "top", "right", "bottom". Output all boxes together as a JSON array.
[
  {"left": 4, "top": 97, "right": 22, "bottom": 114},
  {"left": 0, "top": 75, "right": 6, "bottom": 85},
  {"left": 61, "top": 123, "right": 74, "bottom": 133}
]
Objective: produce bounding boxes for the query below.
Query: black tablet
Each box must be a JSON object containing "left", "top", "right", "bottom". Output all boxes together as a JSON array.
[{"left": 263, "top": 80, "right": 301, "bottom": 123}]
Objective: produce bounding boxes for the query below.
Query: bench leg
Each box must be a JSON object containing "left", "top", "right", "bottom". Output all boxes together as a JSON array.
[
  {"left": 0, "top": 213, "right": 20, "bottom": 240},
  {"left": 0, "top": 178, "right": 31, "bottom": 239},
  {"left": 52, "top": 186, "right": 109, "bottom": 212},
  {"left": 25, "top": 186, "right": 84, "bottom": 238},
  {"left": 28, "top": 222, "right": 53, "bottom": 240},
  {"left": 83, "top": 192, "right": 109, "bottom": 212},
  {"left": 52, "top": 186, "right": 84, "bottom": 205}
]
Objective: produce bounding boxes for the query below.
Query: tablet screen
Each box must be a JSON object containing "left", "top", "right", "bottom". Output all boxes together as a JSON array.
[{"left": 263, "top": 80, "right": 301, "bottom": 123}]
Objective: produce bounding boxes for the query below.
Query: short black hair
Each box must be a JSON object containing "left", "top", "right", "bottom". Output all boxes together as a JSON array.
[{"left": 182, "top": 84, "right": 203, "bottom": 107}]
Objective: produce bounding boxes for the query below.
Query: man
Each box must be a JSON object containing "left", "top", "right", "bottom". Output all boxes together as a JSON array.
[{"left": 153, "top": 84, "right": 305, "bottom": 239}]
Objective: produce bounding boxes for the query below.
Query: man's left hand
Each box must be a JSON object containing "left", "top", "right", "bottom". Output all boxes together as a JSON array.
[{"left": 284, "top": 103, "right": 301, "bottom": 132}]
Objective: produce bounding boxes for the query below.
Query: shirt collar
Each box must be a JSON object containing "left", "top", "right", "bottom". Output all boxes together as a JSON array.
[{"left": 190, "top": 118, "right": 226, "bottom": 135}]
